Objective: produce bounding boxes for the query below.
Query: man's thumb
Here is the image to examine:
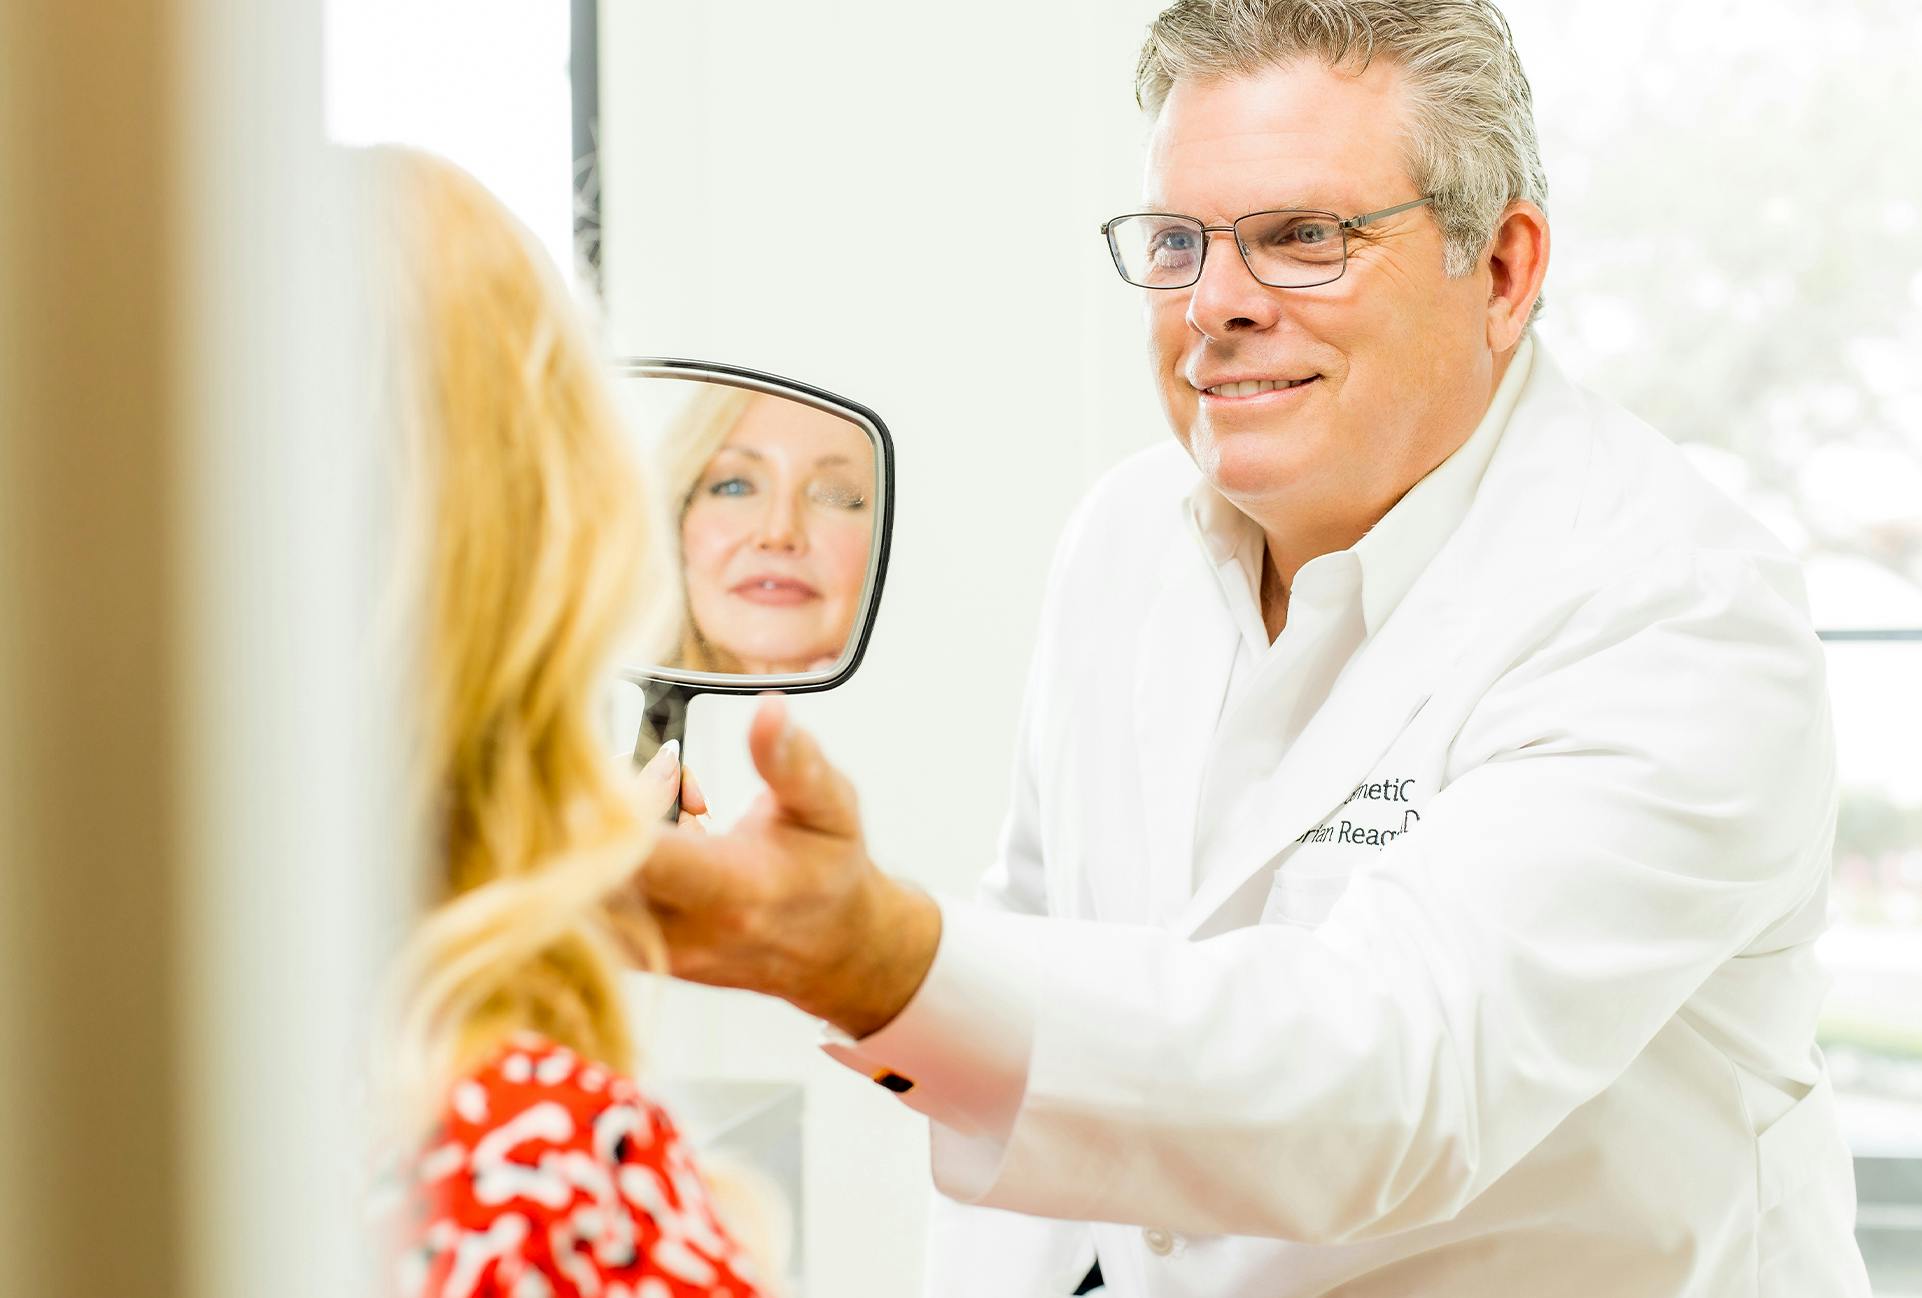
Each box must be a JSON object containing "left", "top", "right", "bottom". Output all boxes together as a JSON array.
[{"left": 748, "top": 693, "right": 858, "bottom": 836}]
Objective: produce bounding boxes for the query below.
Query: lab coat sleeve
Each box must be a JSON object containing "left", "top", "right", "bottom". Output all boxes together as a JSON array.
[
  {"left": 823, "top": 499, "right": 1100, "bottom": 1295},
  {"left": 821, "top": 491, "right": 1073, "bottom": 1136},
  {"left": 824, "top": 474, "right": 1113, "bottom": 1115},
  {"left": 858, "top": 549, "right": 1837, "bottom": 1244},
  {"left": 920, "top": 568, "right": 1103, "bottom": 1298}
]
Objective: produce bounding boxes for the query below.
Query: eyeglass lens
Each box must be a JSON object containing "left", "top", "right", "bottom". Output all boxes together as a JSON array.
[{"left": 1108, "top": 211, "right": 1347, "bottom": 289}]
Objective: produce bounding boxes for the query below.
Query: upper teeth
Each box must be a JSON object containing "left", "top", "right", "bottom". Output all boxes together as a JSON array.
[{"left": 1205, "top": 378, "right": 1311, "bottom": 396}]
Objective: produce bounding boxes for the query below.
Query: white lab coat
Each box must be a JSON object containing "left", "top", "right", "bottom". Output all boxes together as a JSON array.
[{"left": 838, "top": 342, "right": 1871, "bottom": 1298}]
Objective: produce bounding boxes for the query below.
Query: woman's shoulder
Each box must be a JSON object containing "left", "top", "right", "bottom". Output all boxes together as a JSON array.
[
  {"left": 439, "top": 1031, "right": 675, "bottom": 1168},
  {"left": 384, "top": 1032, "right": 765, "bottom": 1298}
]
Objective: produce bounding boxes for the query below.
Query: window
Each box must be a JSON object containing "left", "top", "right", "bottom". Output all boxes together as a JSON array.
[
  {"left": 324, "top": 0, "right": 576, "bottom": 283},
  {"left": 1508, "top": 1, "right": 1922, "bottom": 1286}
]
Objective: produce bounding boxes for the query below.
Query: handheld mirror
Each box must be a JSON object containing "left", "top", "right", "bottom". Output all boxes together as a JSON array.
[{"left": 614, "top": 358, "right": 894, "bottom": 803}]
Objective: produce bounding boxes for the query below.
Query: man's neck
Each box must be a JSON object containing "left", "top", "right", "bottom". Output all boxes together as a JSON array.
[
  {"left": 1260, "top": 547, "right": 1290, "bottom": 642},
  {"left": 1258, "top": 516, "right": 1372, "bottom": 642},
  {"left": 1247, "top": 340, "right": 1521, "bottom": 644}
]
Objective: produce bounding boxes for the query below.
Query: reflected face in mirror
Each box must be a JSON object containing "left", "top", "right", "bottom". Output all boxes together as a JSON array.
[{"left": 677, "top": 393, "right": 876, "bottom": 675}]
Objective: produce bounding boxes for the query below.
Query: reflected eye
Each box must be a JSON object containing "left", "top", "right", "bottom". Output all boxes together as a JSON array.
[
  {"left": 704, "top": 475, "right": 755, "bottom": 498},
  {"left": 808, "top": 480, "right": 868, "bottom": 511}
]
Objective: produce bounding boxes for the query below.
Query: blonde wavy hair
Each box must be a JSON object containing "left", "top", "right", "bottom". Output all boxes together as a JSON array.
[
  {"left": 356, "top": 148, "right": 792, "bottom": 1288},
  {"left": 361, "top": 146, "right": 676, "bottom": 1129}
]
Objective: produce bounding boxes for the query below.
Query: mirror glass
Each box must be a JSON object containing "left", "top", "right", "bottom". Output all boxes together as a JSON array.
[{"left": 615, "top": 368, "right": 886, "bottom": 687}]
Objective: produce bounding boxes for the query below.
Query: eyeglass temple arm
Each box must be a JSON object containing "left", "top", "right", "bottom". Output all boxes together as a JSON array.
[{"left": 1343, "top": 195, "right": 1435, "bottom": 230}]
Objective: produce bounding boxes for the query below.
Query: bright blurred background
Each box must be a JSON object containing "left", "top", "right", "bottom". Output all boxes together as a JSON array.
[{"left": 3, "top": 1, "right": 1914, "bottom": 1296}]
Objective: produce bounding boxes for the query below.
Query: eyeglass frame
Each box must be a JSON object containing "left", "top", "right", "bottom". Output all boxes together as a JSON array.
[{"left": 1099, "top": 195, "right": 1435, "bottom": 290}]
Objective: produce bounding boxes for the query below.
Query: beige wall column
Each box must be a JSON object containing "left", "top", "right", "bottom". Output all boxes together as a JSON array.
[
  {"left": 0, "top": 2, "right": 191, "bottom": 1293},
  {"left": 0, "top": 2, "right": 384, "bottom": 1296}
]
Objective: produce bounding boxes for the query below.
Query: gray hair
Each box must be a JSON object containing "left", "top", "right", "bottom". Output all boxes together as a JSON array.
[{"left": 1136, "top": 0, "right": 1547, "bottom": 317}]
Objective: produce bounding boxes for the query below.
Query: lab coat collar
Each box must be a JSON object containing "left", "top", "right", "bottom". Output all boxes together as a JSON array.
[
  {"left": 1170, "top": 336, "right": 1588, "bottom": 939},
  {"left": 1131, "top": 533, "right": 1244, "bottom": 926}
]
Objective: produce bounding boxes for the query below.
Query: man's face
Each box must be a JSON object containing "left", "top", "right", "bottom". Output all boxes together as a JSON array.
[{"left": 1145, "top": 60, "right": 1500, "bottom": 538}]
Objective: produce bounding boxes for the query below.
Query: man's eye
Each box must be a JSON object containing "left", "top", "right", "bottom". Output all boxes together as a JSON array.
[
  {"left": 1148, "top": 227, "right": 1200, "bottom": 264},
  {"left": 1279, "top": 220, "right": 1337, "bottom": 246}
]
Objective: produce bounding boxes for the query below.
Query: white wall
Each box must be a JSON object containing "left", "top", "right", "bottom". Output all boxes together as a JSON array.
[{"left": 597, "top": 2, "right": 1170, "bottom": 1293}]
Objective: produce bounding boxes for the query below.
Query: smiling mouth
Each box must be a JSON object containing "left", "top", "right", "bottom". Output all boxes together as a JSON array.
[
  {"left": 730, "top": 577, "right": 819, "bottom": 607},
  {"left": 1201, "top": 376, "right": 1318, "bottom": 397}
]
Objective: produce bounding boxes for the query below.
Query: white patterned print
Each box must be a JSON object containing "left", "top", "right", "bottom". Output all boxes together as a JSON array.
[
  {"left": 384, "top": 1035, "right": 766, "bottom": 1298},
  {"left": 442, "top": 1213, "right": 531, "bottom": 1298},
  {"left": 536, "top": 1049, "right": 578, "bottom": 1087},
  {"left": 453, "top": 1080, "right": 490, "bottom": 1125}
]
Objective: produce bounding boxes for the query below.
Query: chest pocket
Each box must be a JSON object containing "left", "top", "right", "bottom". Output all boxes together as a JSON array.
[{"left": 1260, "top": 773, "right": 1430, "bottom": 929}]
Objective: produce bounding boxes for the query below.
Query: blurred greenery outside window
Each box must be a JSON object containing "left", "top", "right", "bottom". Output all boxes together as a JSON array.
[{"left": 1509, "top": 0, "right": 1922, "bottom": 1165}]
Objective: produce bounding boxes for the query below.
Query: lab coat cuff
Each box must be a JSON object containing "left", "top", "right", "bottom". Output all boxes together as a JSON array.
[{"left": 818, "top": 896, "right": 1036, "bottom": 1149}]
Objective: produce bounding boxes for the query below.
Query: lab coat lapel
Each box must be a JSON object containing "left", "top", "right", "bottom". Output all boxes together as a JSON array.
[
  {"left": 1132, "top": 533, "right": 1240, "bottom": 928},
  {"left": 1175, "top": 565, "right": 1468, "bottom": 939}
]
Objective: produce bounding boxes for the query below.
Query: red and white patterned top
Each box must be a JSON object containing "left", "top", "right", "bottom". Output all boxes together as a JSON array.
[{"left": 382, "top": 1033, "right": 769, "bottom": 1298}]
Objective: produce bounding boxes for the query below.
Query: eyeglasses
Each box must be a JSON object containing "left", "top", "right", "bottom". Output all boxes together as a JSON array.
[{"left": 1100, "top": 196, "right": 1433, "bottom": 290}]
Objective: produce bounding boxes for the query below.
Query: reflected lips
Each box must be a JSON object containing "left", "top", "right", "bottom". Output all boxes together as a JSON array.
[{"left": 730, "top": 575, "right": 819, "bottom": 606}]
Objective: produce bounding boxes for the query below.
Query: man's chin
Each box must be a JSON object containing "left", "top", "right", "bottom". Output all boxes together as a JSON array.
[{"left": 1191, "top": 423, "right": 1320, "bottom": 502}]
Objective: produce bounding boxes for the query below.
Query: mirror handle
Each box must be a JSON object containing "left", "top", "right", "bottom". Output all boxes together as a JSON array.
[{"left": 634, "top": 681, "right": 692, "bottom": 822}]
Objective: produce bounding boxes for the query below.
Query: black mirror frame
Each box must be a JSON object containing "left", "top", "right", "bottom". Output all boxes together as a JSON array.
[{"left": 612, "top": 358, "right": 896, "bottom": 802}]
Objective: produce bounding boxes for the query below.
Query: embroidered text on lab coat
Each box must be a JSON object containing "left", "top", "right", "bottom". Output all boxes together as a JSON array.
[{"left": 1295, "top": 779, "right": 1423, "bottom": 847}]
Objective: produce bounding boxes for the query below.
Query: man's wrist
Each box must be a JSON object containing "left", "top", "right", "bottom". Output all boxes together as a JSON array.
[{"left": 807, "top": 875, "right": 942, "bottom": 1039}]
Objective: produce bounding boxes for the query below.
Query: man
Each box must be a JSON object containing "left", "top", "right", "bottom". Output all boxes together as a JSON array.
[{"left": 640, "top": 2, "right": 1872, "bottom": 1294}]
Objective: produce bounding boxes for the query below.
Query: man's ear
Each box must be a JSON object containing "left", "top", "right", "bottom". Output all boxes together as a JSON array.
[{"left": 1484, "top": 200, "right": 1549, "bottom": 351}]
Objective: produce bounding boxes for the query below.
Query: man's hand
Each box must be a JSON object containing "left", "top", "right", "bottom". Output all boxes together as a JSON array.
[{"left": 631, "top": 694, "right": 942, "bottom": 1040}]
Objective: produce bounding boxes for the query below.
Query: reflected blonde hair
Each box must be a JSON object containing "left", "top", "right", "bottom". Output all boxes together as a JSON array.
[
  {"left": 361, "top": 146, "right": 675, "bottom": 1128},
  {"left": 658, "top": 383, "right": 756, "bottom": 674}
]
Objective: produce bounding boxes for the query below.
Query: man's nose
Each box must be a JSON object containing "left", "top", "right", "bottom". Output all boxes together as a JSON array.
[{"left": 1186, "top": 230, "right": 1283, "bottom": 337}]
